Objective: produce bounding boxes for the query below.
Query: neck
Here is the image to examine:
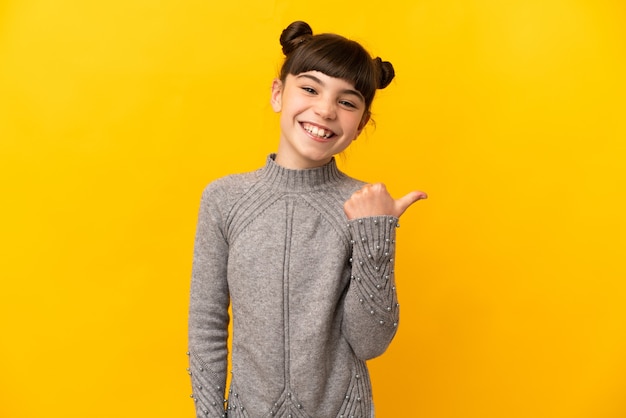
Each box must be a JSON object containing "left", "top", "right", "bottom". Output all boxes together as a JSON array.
[
  {"left": 261, "top": 154, "right": 343, "bottom": 192},
  {"left": 274, "top": 153, "right": 333, "bottom": 170}
]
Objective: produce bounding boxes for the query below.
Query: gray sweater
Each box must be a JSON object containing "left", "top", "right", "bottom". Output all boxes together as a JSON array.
[{"left": 188, "top": 155, "right": 400, "bottom": 418}]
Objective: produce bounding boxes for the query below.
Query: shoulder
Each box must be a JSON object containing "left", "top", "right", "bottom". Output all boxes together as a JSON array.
[
  {"left": 200, "top": 168, "right": 261, "bottom": 202},
  {"left": 203, "top": 169, "right": 259, "bottom": 194},
  {"left": 197, "top": 167, "right": 266, "bottom": 218},
  {"left": 334, "top": 170, "right": 367, "bottom": 197}
]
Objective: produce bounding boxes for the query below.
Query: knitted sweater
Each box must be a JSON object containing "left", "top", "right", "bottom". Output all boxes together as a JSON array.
[{"left": 188, "top": 155, "right": 400, "bottom": 418}]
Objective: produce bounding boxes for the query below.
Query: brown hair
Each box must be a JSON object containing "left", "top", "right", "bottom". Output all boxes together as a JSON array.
[{"left": 278, "top": 21, "right": 395, "bottom": 116}]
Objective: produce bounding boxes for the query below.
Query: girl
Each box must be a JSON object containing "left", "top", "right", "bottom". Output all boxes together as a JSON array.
[{"left": 188, "top": 21, "right": 426, "bottom": 418}]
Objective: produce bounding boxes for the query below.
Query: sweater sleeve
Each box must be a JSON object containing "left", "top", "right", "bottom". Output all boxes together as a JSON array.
[
  {"left": 188, "top": 184, "right": 230, "bottom": 417},
  {"left": 342, "top": 215, "right": 400, "bottom": 360}
]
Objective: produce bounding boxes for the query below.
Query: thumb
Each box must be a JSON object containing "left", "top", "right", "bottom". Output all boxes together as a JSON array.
[{"left": 394, "top": 191, "right": 428, "bottom": 217}]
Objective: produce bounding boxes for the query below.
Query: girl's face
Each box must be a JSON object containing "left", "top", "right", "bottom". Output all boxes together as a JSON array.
[{"left": 271, "top": 71, "right": 369, "bottom": 169}]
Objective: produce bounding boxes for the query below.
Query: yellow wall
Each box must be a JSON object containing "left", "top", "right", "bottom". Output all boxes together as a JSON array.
[{"left": 1, "top": 1, "right": 625, "bottom": 417}]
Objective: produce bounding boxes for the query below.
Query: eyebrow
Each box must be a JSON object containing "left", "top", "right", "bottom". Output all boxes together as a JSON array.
[{"left": 296, "top": 73, "right": 365, "bottom": 102}]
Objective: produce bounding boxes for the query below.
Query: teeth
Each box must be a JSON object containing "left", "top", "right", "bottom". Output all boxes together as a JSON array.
[{"left": 303, "top": 123, "right": 332, "bottom": 139}]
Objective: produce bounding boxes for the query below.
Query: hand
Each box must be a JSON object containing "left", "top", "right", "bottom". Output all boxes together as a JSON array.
[{"left": 343, "top": 183, "right": 427, "bottom": 220}]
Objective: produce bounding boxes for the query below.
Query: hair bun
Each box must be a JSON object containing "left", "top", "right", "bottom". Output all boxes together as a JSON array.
[
  {"left": 374, "top": 57, "right": 395, "bottom": 89},
  {"left": 280, "top": 21, "right": 313, "bottom": 55}
]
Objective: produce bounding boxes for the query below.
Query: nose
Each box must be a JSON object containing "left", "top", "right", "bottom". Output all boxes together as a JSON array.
[{"left": 314, "top": 97, "right": 337, "bottom": 120}]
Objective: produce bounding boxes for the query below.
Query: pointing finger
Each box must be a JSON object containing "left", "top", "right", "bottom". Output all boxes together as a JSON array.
[{"left": 394, "top": 191, "right": 428, "bottom": 217}]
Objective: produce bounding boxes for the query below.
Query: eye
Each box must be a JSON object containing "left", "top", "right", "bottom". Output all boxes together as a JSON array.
[
  {"left": 339, "top": 100, "right": 357, "bottom": 109},
  {"left": 301, "top": 86, "right": 317, "bottom": 94}
]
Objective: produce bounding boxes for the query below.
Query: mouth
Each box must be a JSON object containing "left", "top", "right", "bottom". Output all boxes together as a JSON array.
[{"left": 301, "top": 122, "right": 336, "bottom": 140}]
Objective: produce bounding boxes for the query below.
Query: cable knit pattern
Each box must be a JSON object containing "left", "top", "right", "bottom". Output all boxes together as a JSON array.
[{"left": 188, "top": 155, "right": 400, "bottom": 418}]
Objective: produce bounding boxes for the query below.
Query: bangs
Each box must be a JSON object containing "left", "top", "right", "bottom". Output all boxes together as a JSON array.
[{"left": 281, "top": 35, "right": 377, "bottom": 107}]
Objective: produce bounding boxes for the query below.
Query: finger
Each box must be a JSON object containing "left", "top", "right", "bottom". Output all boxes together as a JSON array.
[{"left": 394, "top": 191, "right": 428, "bottom": 216}]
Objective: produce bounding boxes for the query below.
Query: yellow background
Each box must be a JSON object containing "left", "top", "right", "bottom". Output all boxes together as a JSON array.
[{"left": 1, "top": 1, "right": 625, "bottom": 417}]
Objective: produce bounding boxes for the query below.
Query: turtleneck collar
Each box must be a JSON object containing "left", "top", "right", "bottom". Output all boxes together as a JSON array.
[{"left": 259, "top": 154, "right": 345, "bottom": 192}]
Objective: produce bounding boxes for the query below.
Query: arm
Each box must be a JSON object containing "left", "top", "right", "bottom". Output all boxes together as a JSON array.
[
  {"left": 341, "top": 183, "right": 426, "bottom": 360},
  {"left": 188, "top": 184, "right": 230, "bottom": 417},
  {"left": 342, "top": 215, "right": 401, "bottom": 360}
]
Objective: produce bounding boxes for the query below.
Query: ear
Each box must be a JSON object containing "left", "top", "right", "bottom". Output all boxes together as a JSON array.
[{"left": 270, "top": 78, "right": 283, "bottom": 112}]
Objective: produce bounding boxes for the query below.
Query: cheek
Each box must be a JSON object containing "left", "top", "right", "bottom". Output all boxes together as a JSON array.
[
  {"left": 282, "top": 97, "right": 306, "bottom": 116},
  {"left": 347, "top": 114, "right": 365, "bottom": 132}
]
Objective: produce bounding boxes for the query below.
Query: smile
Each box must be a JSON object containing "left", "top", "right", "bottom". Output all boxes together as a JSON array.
[{"left": 301, "top": 122, "right": 335, "bottom": 139}]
